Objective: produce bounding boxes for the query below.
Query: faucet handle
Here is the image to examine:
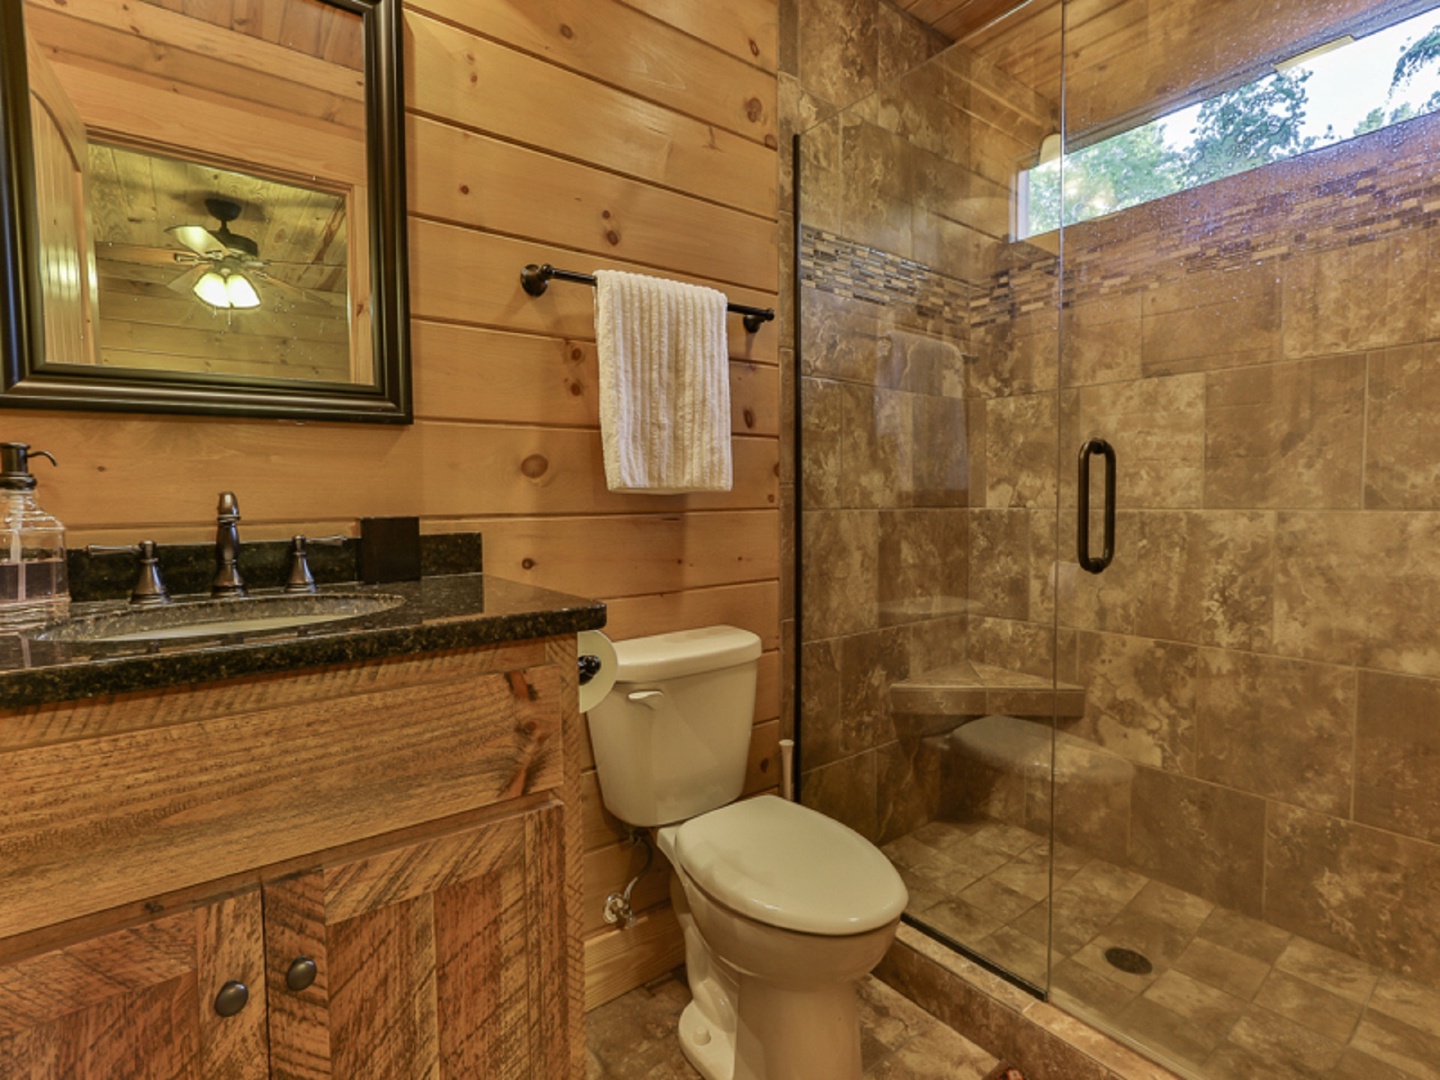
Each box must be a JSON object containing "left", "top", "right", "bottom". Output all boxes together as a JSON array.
[
  {"left": 86, "top": 540, "right": 170, "bottom": 606},
  {"left": 284, "top": 534, "right": 347, "bottom": 594}
]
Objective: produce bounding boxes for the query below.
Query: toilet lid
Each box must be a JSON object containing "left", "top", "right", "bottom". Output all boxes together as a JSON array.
[{"left": 673, "top": 796, "right": 908, "bottom": 935}]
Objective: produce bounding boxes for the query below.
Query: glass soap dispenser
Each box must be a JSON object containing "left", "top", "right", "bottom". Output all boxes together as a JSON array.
[{"left": 0, "top": 442, "right": 70, "bottom": 630}]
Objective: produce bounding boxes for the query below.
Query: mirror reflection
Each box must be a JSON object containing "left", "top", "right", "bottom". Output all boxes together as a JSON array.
[{"left": 4, "top": 0, "right": 410, "bottom": 420}]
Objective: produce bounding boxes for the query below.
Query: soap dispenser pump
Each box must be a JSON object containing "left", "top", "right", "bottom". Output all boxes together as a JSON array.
[{"left": 0, "top": 442, "right": 70, "bottom": 630}]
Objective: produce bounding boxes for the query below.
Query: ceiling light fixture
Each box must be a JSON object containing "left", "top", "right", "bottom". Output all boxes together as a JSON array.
[{"left": 193, "top": 268, "right": 261, "bottom": 310}]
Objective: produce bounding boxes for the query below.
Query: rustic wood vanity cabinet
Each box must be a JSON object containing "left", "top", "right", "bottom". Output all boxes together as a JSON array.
[{"left": 0, "top": 634, "right": 585, "bottom": 1079}]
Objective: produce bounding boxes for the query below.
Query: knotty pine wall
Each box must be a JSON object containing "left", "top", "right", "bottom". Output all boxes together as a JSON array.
[{"left": 10, "top": 0, "right": 780, "bottom": 1009}]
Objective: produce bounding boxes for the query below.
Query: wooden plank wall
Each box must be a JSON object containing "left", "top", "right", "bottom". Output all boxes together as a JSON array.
[{"left": 11, "top": 0, "right": 780, "bottom": 1009}]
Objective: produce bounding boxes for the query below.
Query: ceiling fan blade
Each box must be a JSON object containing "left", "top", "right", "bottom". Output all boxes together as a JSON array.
[
  {"left": 167, "top": 224, "right": 226, "bottom": 258},
  {"left": 99, "top": 243, "right": 205, "bottom": 268},
  {"left": 166, "top": 265, "right": 206, "bottom": 295},
  {"left": 254, "top": 270, "right": 346, "bottom": 308}
]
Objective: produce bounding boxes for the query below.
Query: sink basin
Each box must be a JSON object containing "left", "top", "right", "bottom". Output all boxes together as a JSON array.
[{"left": 36, "top": 593, "right": 405, "bottom": 643}]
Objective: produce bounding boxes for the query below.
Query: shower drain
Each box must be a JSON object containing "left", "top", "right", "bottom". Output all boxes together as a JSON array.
[{"left": 1104, "top": 946, "right": 1154, "bottom": 975}]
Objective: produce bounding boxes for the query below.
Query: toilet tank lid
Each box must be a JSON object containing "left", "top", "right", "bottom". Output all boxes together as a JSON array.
[
  {"left": 612, "top": 625, "right": 762, "bottom": 682},
  {"left": 674, "top": 796, "right": 908, "bottom": 935}
]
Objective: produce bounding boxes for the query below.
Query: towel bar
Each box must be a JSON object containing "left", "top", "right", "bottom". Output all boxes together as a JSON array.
[{"left": 520, "top": 264, "right": 776, "bottom": 334}]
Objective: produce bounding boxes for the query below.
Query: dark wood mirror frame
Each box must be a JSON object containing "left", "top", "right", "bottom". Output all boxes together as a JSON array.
[{"left": 0, "top": 0, "right": 412, "bottom": 424}]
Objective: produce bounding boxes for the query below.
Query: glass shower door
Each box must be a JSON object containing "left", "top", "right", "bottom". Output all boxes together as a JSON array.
[
  {"left": 795, "top": 3, "right": 1068, "bottom": 993},
  {"left": 1048, "top": 1, "right": 1440, "bottom": 1076}
]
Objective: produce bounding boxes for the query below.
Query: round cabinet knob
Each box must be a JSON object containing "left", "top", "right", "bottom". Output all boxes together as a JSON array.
[
  {"left": 213, "top": 980, "right": 249, "bottom": 1017},
  {"left": 286, "top": 956, "right": 318, "bottom": 992}
]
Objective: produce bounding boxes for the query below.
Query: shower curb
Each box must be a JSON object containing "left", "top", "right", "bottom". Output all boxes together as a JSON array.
[{"left": 876, "top": 925, "right": 1185, "bottom": 1080}]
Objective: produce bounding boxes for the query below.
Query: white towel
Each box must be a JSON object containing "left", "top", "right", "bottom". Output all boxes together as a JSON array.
[{"left": 594, "top": 269, "right": 733, "bottom": 493}]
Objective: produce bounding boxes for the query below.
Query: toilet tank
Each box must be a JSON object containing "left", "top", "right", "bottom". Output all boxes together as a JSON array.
[{"left": 587, "top": 626, "right": 762, "bottom": 827}]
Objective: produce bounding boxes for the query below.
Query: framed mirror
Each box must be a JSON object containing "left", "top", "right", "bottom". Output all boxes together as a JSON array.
[{"left": 0, "top": 0, "right": 411, "bottom": 423}]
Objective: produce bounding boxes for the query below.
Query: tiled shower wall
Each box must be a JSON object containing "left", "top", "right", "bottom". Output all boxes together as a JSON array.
[
  {"left": 1044, "top": 114, "right": 1440, "bottom": 986},
  {"left": 790, "top": 41, "right": 1057, "bottom": 842},
  {"left": 791, "top": 2, "right": 1440, "bottom": 990}
]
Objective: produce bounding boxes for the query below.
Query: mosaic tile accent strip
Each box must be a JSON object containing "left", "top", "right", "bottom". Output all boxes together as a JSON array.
[{"left": 801, "top": 226, "right": 979, "bottom": 328}]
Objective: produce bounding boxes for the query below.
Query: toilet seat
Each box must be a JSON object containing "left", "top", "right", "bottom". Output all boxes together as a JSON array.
[{"left": 669, "top": 796, "right": 907, "bottom": 936}]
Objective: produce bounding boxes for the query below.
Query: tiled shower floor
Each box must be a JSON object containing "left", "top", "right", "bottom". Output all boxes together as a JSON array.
[{"left": 883, "top": 817, "right": 1440, "bottom": 1080}]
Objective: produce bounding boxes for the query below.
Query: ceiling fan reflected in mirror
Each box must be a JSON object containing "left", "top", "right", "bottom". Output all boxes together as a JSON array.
[
  {"left": 166, "top": 197, "right": 338, "bottom": 312},
  {"left": 167, "top": 198, "right": 262, "bottom": 310}
]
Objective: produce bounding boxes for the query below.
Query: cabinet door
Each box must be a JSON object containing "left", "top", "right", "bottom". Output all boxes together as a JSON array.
[
  {"left": 0, "top": 887, "right": 268, "bottom": 1079},
  {"left": 265, "top": 801, "right": 570, "bottom": 1080}
]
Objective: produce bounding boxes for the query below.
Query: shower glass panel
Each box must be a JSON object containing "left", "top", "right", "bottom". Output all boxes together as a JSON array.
[
  {"left": 799, "top": 0, "right": 1440, "bottom": 1077},
  {"left": 795, "top": 5, "right": 1066, "bottom": 992},
  {"left": 1049, "top": 1, "right": 1440, "bottom": 1076}
]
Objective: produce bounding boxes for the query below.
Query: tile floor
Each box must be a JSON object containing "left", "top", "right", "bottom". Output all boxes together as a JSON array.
[
  {"left": 586, "top": 967, "right": 1010, "bottom": 1079},
  {"left": 885, "top": 817, "right": 1440, "bottom": 1080}
]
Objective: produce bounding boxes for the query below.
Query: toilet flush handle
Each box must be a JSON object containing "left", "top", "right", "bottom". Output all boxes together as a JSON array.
[{"left": 627, "top": 689, "right": 665, "bottom": 709}]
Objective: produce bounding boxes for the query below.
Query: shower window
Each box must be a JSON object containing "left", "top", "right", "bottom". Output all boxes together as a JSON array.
[{"left": 1021, "top": 8, "right": 1440, "bottom": 236}]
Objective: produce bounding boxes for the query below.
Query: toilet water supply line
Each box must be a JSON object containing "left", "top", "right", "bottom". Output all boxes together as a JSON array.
[
  {"left": 603, "top": 830, "right": 654, "bottom": 930},
  {"left": 602, "top": 741, "right": 796, "bottom": 932}
]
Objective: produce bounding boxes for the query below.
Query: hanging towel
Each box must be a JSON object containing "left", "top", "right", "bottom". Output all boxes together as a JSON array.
[{"left": 594, "top": 269, "right": 733, "bottom": 493}]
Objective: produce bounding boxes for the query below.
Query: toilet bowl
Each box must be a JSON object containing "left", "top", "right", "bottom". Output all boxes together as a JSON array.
[
  {"left": 658, "top": 796, "right": 905, "bottom": 1080},
  {"left": 587, "top": 627, "right": 908, "bottom": 1080}
]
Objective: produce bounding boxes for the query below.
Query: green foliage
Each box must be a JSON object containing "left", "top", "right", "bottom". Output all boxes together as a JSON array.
[
  {"left": 1393, "top": 28, "right": 1440, "bottom": 88},
  {"left": 1182, "top": 70, "right": 1323, "bottom": 185},
  {"left": 1027, "top": 123, "right": 1184, "bottom": 234}
]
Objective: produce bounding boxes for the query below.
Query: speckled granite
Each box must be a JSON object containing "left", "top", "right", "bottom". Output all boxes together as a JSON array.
[{"left": 0, "top": 573, "right": 604, "bottom": 709}]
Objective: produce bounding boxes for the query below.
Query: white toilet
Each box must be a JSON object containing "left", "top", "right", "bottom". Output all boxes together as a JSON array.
[{"left": 587, "top": 625, "right": 908, "bottom": 1080}]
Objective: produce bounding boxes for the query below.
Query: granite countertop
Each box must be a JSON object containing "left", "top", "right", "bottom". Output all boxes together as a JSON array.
[{"left": 0, "top": 574, "right": 606, "bottom": 709}]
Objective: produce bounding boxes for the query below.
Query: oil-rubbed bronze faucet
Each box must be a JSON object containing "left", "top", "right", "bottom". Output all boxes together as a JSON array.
[{"left": 212, "top": 491, "right": 246, "bottom": 598}]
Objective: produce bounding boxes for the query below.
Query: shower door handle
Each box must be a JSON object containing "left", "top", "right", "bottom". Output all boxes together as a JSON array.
[{"left": 1077, "top": 438, "right": 1116, "bottom": 574}]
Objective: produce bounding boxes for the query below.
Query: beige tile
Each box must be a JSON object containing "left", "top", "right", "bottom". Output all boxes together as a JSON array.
[
  {"left": 1193, "top": 510, "right": 1275, "bottom": 652},
  {"left": 959, "top": 876, "right": 1039, "bottom": 923},
  {"left": 1141, "top": 968, "right": 1247, "bottom": 1038},
  {"left": 1331, "top": 1048, "right": 1416, "bottom": 1080},
  {"left": 1060, "top": 511, "right": 1204, "bottom": 644},
  {"left": 1113, "top": 996, "right": 1216, "bottom": 1068},
  {"left": 1142, "top": 262, "right": 1281, "bottom": 376},
  {"left": 840, "top": 119, "right": 912, "bottom": 257},
  {"left": 975, "top": 925, "right": 1049, "bottom": 987},
  {"left": 1273, "top": 511, "right": 1440, "bottom": 678},
  {"left": 1351, "top": 1011, "right": 1440, "bottom": 1080},
  {"left": 1253, "top": 968, "right": 1365, "bottom": 1043},
  {"left": 968, "top": 510, "right": 1041, "bottom": 620},
  {"left": 1368, "top": 971, "right": 1440, "bottom": 1041},
  {"left": 1367, "top": 343, "right": 1440, "bottom": 510},
  {"left": 801, "top": 510, "right": 880, "bottom": 639},
  {"left": 1051, "top": 957, "right": 1141, "bottom": 1020},
  {"left": 800, "top": 637, "right": 844, "bottom": 768},
  {"left": 839, "top": 625, "right": 909, "bottom": 751},
  {"left": 1194, "top": 905, "right": 1293, "bottom": 966},
  {"left": 801, "top": 749, "right": 879, "bottom": 841},
  {"left": 1195, "top": 649, "right": 1356, "bottom": 815},
  {"left": 969, "top": 307, "right": 1060, "bottom": 400},
  {"left": 1355, "top": 670, "right": 1440, "bottom": 843},
  {"left": 800, "top": 285, "right": 884, "bottom": 384},
  {"left": 1203, "top": 355, "right": 1366, "bottom": 510},
  {"left": 1223, "top": 1008, "right": 1347, "bottom": 1076},
  {"left": 911, "top": 394, "right": 970, "bottom": 506},
  {"left": 1267, "top": 806, "right": 1440, "bottom": 985},
  {"left": 876, "top": 740, "right": 937, "bottom": 844},
  {"left": 924, "top": 895, "right": 1007, "bottom": 944},
  {"left": 983, "top": 392, "right": 1058, "bottom": 508},
  {"left": 841, "top": 384, "right": 915, "bottom": 508},
  {"left": 1129, "top": 768, "right": 1266, "bottom": 917},
  {"left": 801, "top": 376, "right": 845, "bottom": 509},
  {"left": 1060, "top": 374, "right": 1205, "bottom": 510},
  {"left": 1070, "top": 631, "right": 1196, "bottom": 773},
  {"left": 1062, "top": 291, "right": 1143, "bottom": 387},
  {"left": 1271, "top": 935, "right": 1381, "bottom": 1006},
  {"left": 1282, "top": 233, "right": 1432, "bottom": 361},
  {"left": 1172, "top": 937, "right": 1271, "bottom": 1001}
]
